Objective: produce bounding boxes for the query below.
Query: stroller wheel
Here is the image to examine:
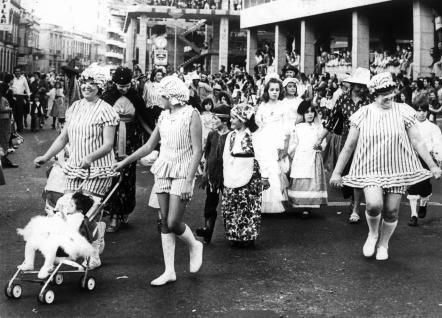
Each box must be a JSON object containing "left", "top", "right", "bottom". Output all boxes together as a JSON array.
[
  {"left": 54, "top": 273, "right": 64, "bottom": 286},
  {"left": 38, "top": 288, "right": 55, "bottom": 304},
  {"left": 5, "top": 283, "right": 22, "bottom": 299},
  {"left": 80, "top": 276, "right": 96, "bottom": 291}
]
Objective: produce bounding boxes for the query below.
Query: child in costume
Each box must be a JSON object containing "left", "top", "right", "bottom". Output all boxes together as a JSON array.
[
  {"left": 288, "top": 101, "right": 328, "bottom": 218},
  {"left": 17, "top": 192, "right": 103, "bottom": 279},
  {"left": 407, "top": 96, "right": 442, "bottom": 226}
]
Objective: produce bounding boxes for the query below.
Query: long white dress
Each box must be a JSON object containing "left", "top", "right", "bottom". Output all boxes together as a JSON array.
[{"left": 253, "top": 101, "right": 290, "bottom": 213}]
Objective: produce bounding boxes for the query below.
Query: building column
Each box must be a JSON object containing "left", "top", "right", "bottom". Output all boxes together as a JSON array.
[
  {"left": 210, "top": 20, "right": 220, "bottom": 74},
  {"left": 274, "top": 24, "right": 287, "bottom": 74},
  {"left": 125, "top": 18, "right": 136, "bottom": 68},
  {"left": 219, "top": 17, "right": 229, "bottom": 71},
  {"left": 352, "top": 10, "right": 370, "bottom": 70},
  {"left": 300, "top": 19, "right": 315, "bottom": 75},
  {"left": 137, "top": 16, "right": 148, "bottom": 73},
  {"left": 413, "top": 0, "right": 434, "bottom": 79},
  {"left": 246, "top": 28, "right": 258, "bottom": 74}
]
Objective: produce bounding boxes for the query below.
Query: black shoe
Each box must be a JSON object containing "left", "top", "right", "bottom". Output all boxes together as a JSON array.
[
  {"left": 2, "top": 157, "right": 19, "bottom": 168},
  {"left": 408, "top": 216, "right": 418, "bottom": 227},
  {"left": 418, "top": 206, "right": 427, "bottom": 219},
  {"left": 196, "top": 227, "right": 213, "bottom": 244}
]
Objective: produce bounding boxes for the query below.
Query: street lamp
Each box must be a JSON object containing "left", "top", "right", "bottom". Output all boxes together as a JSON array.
[
  {"left": 146, "top": 20, "right": 155, "bottom": 73},
  {"left": 169, "top": 9, "right": 184, "bottom": 72}
]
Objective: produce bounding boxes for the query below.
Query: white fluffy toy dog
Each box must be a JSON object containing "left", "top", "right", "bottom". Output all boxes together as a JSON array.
[{"left": 17, "top": 193, "right": 99, "bottom": 279}]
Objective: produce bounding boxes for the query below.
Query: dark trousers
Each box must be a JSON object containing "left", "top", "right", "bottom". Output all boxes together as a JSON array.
[
  {"left": 13, "top": 95, "right": 26, "bottom": 132},
  {"left": 204, "top": 187, "right": 220, "bottom": 220}
]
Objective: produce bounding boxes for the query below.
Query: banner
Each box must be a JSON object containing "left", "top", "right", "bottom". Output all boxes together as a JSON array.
[{"left": 0, "top": 0, "right": 11, "bottom": 32}]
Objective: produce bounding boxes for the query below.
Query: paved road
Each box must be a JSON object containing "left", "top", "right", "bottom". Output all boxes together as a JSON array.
[{"left": 1, "top": 128, "right": 442, "bottom": 318}]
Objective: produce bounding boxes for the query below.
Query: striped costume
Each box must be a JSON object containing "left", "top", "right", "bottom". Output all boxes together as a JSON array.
[
  {"left": 151, "top": 105, "right": 197, "bottom": 196},
  {"left": 343, "top": 102, "right": 432, "bottom": 193},
  {"left": 64, "top": 99, "right": 120, "bottom": 196}
]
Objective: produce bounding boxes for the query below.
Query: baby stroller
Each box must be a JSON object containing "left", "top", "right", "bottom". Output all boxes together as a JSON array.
[{"left": 5, "top": 172, "right": 122, "bottom": 305}]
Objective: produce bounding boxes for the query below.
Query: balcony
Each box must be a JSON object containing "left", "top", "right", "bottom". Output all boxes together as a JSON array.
[
  {"left": 106, "top": 39, "right": 126, "bottom": 49},
  {"left": 18, "top": 46, "right": 31, "bottom": 55},
  {"left": 105, "top": 51, "right": 124, "bottom": 60}
]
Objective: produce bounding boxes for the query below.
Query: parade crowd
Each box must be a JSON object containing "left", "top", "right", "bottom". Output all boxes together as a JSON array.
[{"left": 1, "top": 58, "right": 442, "bottom": 286}]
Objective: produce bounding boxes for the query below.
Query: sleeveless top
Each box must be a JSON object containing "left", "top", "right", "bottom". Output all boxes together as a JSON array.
[
  {"left": 151, "top": 105, "right": 197, "bottom": 179},
  {"left": 343, "top": 102, "right": 432, "bottom": 188}
]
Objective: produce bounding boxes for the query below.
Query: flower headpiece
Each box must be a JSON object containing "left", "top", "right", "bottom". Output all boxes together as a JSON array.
[
  {"left": 80, "top": 63, "right": 111, "bottom": 90},
  {"left": 231, "top": 103, "right": 255, "bottom": 122},
  {"left": 368, "top": 72, "right": 396, "bottom": 93},
  {"left": 160, "top": 76, "right": 189, "bottom": 105}
]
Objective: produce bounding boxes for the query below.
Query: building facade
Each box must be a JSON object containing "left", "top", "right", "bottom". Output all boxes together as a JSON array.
[
  {"left": 123, "top": 0, "right": 243, "bottom": 73},
  {"left": 241, "top": 0, "right": 441, "bottom": 79},
  {"left": 37, "top": 23, "right": 94, "bottom": 73},
  {"left": 16, "top": 8, "right": 40, "bottom": 73},
  {"left": 0, "top": 0, "right": 21, "bottom": 73}
]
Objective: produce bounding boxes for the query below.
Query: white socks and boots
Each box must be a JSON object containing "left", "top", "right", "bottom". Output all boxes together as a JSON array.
[
  {"left": 376, "top": 220, "right": 398, "bottom": 261},
  {"left": 363, "top": 212, "right": 381, "bottom": 258},
  {"left": 151, "top": 233, "right": 176, "bottom": 286},
  {"left": 178, "top": 225, "right": 203, "bottom": 273}
]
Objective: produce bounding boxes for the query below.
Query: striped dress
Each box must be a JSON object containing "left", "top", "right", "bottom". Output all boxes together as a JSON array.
[
  {"left": 343, "top": 102, "right": 432, "bottom": 189},
  {"left": 64, "top": 99, "right": 120, "bottom": 195},
  {"left": 151, "top": 105, "right": 196, "bottom": 179}
]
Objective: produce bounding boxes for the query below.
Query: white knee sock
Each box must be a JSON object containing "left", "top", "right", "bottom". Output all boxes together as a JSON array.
[
  {"left": 378, "top": 220, "right": 398, "bottom": 249},
  {"left": 177, "top": 224, "right": 203, "bottom": 273},
  {"left": 420, "top": 195, "right": 431, "bottom": 206},
  {"left": 366, "top": 211, "right": 381, "bottom": 238},
  {"left": 151, "top": 233, "right": 176, "bottom": 286},
  {"left": 407, "top": 195, "right": 419, "bottom": 218}
]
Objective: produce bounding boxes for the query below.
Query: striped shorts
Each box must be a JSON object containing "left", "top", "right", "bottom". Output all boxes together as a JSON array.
[
  {"left": 65, "top": 177, "right": 113, "bottom": 197},
  {"left": 154, "top": 177, "right": 194, "bottom": 197},
  {"left": 365, "top": 185, "right": 407, "bottom": 195}
]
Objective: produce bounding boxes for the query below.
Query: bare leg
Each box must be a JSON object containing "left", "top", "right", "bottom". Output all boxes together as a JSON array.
[{"left": 38, "top": 243, "right": 58, "bottom": 279}]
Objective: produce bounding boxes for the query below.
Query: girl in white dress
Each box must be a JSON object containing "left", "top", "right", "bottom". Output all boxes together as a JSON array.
[
  {"left": 288, "top": 101, "right": 327, "bottom": 217},
  {"left": 254, "top": 77, "right": 289, "bottom": 214}
]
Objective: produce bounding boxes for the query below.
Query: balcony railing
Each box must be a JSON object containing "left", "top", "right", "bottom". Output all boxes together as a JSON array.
[
  {"left": 106, "top": 39, "right": 126, "bottom": 49},
  {"left": 105, "top": 51, "right": 124, "bottom": 60}
]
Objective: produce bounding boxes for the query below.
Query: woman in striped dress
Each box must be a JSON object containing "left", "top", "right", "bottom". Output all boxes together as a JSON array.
[
  {"left": 34, "top": 68, "right": 120, "bottom": 269},
  {"left": 113, "top": 76, "right": 203, "bottom": 287},
  {"left": 331, "top": 72, "right": 441, "bottom": 261}
]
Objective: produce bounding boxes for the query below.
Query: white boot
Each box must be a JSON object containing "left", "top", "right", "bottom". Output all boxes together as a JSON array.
[
  {"left": 151, "top": 233, "right": 177, "bottom": 286},
  {"left": 376, "top": 220, "right": 398, "bottom": 261},
  {"left": 362, "top": 212, "right": 380, "bottom": 258},
  {"left": 178, "top": 225, "right": 203, "bottom": 273}
]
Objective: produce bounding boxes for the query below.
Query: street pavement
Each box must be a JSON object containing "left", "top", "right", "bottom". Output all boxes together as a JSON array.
[{"left": 1, "top": 127, "right": 442, "bottom": 318}]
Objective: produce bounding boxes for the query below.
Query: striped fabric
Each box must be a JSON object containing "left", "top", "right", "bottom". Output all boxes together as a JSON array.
[
  {"left": 151, "top": 105, "right": 197, "bottom": 179},
  {"left": 143, "top": 81, "right": 164, "bottom": 108},
  {"left": 65, "top": 177, "right": 113, "bottom": 197},
  {"left": 64, "top": 98, "right": 120, "bottom": 180},
  {"left": 343, "top": 102, "right": 432, "bottom": 189}
]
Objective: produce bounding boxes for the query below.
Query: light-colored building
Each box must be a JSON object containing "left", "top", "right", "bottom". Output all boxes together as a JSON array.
[
  {"left": 241, "top": 0, "right": 442, "bottom": 79},
  {"left": 37, "top": 23, "right": 94, "bottom": 73},
  {"left": 0, "top": 0, "right": 21, "bottom": 73}
]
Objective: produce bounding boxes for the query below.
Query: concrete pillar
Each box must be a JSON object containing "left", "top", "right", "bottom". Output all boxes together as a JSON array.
[
  {"left": 221, "top": 0, "right": 229, "bottom": 10},
  {"left": 210, "top": 20, "right": 220, "bottom": 74},
  {"left": 274, "top": 24, "right": 287, "bottom": 74},
  {"left": 125, "top": 18, "right": 136, "bottom": 68},
  {"left": 300, "top": 20, "right": 315, "bottom": 75},
  {"left": 352, "top": 10, "right": 370, "bottom": 70},
  {"left": 137, "top": 16, "right": 148, "bottom": 73},
  {"left": 246, "top": 28, "right": 258, "bottom": 74},
  {"left": 219, "top": 17, "right": 229, "bottom": 72},
  {"left": 413, "top": 0, "right": 434, "bottom": 79}
]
